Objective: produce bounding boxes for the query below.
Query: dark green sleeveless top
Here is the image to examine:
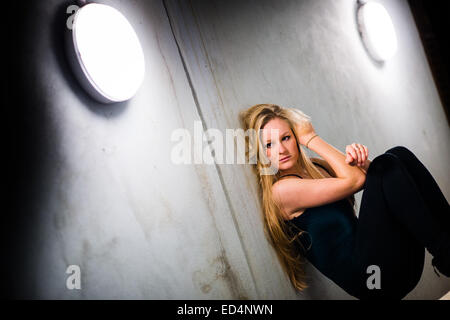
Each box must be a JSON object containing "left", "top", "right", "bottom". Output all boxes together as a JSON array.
[{"left": 281, "top": 170, "right": 363, "bottom": 297}]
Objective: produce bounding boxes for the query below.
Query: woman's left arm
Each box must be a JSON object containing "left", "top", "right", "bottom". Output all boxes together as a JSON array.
[
  {"left": 357, "top": 159, "right": 371, "bottom": 175},
  {"left": 345, "top": 143, "right": 371, "bottom": 175}
]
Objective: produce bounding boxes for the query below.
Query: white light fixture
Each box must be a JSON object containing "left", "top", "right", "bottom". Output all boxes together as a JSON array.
[
  {"left": 357, "top": 1, "right": 398, "bottom": 62},
  {"left": 66, "top": 3, "right": 145, "bottom": 103}
]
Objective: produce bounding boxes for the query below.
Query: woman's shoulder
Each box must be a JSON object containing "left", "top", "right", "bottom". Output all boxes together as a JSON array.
[
  {"left": 311, "top": 157, "right": 334, "bottom": 177},
  {"left": 310, "top": 157, "right": 327, "bottom": 168}
]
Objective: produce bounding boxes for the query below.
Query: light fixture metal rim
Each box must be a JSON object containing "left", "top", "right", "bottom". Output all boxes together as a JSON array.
[
  {"left": 357, "top": 2, "right": 385, "bottom": 62},
  {"left": 71, "top": 3, "right": 145, "bottom": 104},
  {"left": 72, "top": 3, "right": 121, "bottom": 103}
]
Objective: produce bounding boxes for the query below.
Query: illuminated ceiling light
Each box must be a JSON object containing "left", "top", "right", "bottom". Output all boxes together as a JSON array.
[
  {"left": 66, "top": 3, "right": 145, "bottom": 103},
  {"left": 357, "top": 1, "right": 398, "bottom": 62}
]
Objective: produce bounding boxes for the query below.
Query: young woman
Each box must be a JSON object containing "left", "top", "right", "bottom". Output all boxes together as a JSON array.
[{"left": 239, "top": 103, "right": 450, "bottom": 299}]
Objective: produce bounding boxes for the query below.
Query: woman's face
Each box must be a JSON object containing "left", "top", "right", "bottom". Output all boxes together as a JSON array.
[{"left": 261, "top": 117, "right": 299, "bottom": 172}]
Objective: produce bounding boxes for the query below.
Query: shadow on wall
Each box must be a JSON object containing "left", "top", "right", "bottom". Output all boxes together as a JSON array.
[{"left": 5, "top": 1, "right": 134, "bottom": 299}]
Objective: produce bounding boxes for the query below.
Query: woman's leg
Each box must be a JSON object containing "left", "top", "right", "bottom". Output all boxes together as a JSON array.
[
  {"left": 384, "top": 146, "right": 450, "bottom": 230},
  {"left": 377, "top": 152, "right": 450, "bottom": 277},
  {"left": 353, "top": 155, "right": 425, "bottom": 300}
]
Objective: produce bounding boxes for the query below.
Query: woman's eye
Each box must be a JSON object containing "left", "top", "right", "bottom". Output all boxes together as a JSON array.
[{"left": 266, "top": 136, "right": 289, "bottom": 148}]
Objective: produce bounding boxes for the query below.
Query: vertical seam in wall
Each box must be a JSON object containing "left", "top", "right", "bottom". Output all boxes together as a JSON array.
[{"left": 161, "top": 0, "right": 261, "bottom": 299}]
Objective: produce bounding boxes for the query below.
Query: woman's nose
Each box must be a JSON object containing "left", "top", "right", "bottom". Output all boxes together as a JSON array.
[{"left": 278, "top": 142, "right": 286, "bottom": 153}]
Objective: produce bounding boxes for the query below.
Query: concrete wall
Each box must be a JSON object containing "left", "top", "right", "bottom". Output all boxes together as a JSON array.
[{"left": 8, "top": 0, "right": 450, "bottom": 299}]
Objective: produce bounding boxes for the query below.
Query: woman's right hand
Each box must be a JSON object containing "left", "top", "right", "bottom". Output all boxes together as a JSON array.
[
  {"left": 299, "top": 122, "right": 316, "bottom": 147},
  {"left": 287, "top": 108, "right": 316, "bottom": 146},
  {"left": 287, "top": 108, "right": 317, "bottom": 146},
  {"left": 296, "top": 121, "right": 318, "bottom": 146}
]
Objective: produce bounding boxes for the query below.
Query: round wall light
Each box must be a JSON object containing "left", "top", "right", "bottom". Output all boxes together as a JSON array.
[
  {"left": 357, "top": 1, "right": 398, "bottom": 62},
  {"left": 66, "top": 3, "right": 145, "bottom": 103}
]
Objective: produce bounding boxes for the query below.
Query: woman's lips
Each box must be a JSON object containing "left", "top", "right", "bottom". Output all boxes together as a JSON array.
[{"left": 280, "top": 156, "right": 290, "bottom": 162}]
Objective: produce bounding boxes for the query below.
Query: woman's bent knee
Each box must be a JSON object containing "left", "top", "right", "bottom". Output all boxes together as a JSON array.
[
  {"left": 386, "top": 145, "right": 413, "bottom": 157},
  {"left": 369, "top": 153, "right": 401, "bottom": 173}
]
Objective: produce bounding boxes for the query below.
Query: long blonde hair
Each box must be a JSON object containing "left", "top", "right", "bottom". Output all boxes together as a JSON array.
[{"left": 238, "top": 103, "right": 356, "bottom": 291}]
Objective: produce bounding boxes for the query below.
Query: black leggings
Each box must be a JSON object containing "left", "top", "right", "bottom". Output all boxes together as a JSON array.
[{"left": 353, "top": 146, "right": 450, "bottom": 299}]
